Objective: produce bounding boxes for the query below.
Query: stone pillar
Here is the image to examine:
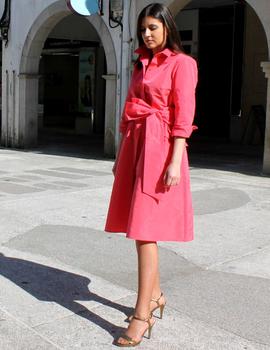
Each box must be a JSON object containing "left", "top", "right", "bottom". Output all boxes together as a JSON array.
[
  {"left": 1, "top": 69, "right": 17, "bottom": 147},
  {"left": 1, "top": 70, "right": 39, "bottom": 148},
  {"left": 261, "top": 62, "right": 270, "bottom": 174},
  {"left": 18, "top": 73, "right": 39, "bottom": 147},
  {"left": 102, "top": 74, "right": 117, "bottom": 157}
]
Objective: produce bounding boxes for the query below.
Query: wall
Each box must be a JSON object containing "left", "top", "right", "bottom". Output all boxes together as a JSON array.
[
  {"left": 48, "top": 15, "right": 100, "bottom": 41},
  {"left": 1, "top": 0, "right": 120, "bottom": 153},
  {"left": 241, "top": 4, "right": 268, "bottom": 144}
]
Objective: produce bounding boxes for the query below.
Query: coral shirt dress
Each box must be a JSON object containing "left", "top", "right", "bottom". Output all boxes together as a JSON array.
[{"left": 105, "top": 45, "right": 198, "bottom": 242}]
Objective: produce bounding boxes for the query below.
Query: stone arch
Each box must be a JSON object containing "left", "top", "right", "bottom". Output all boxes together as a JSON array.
[
  {"left": 166, "top": 0, "right": 270, "bottom": 173},
  {"left": 166, "top": 0, "right": 269, "bottom": 57},
  {"left": 19, "top": 0, "right": 117, "bottom": 153}
]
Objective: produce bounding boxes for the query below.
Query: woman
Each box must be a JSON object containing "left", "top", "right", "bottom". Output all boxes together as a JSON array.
[{"left": 105, "top": 2, "right": 198, "bottom": 347}]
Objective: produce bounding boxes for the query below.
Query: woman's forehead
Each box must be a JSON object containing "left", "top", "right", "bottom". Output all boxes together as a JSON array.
[{"left": 141, "top": 16, "right": 163, "bottom": 26}]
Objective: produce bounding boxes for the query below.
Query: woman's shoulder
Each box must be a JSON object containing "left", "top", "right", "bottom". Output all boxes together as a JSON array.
[
  {"left": 172, "top": 52, "right": 197, "bottom": 66},
  {"left": 170, "top": 52, "right": 198, "bottom": 75}
]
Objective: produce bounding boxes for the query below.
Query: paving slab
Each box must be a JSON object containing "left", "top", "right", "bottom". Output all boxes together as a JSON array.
[
  {"left": 33, "top": 294, "right": 269, "bottom": 350},
  {"left": 0, "top": 251, "right": 133, "bottom": 328},
  {"left": 0, "top": 177, "right": 29, "bottom": 183},
  {"left": 0, "top": 148, "right": 269, "bottom": 349},
  {"left": 14, "top": 174, "right": 44, "bottom": 180},
  {"left": 34, "top": 183, "right": 70, "bottom": 190},
  {"left": 26, "top": 169, "right": 88, "bottom": 179},
  {"left": 0, "top": 182, "right": 44, "bottom": 194},
  {"left": 211, "top": 246, "right": 270, "bottom": 279},
  {"left": 0, "top": 308, "right": 60, "bottom": 350},
  {"left": 164, "top": 269, "right": 270, "bottom": 346},
  {"left": 161, "top": 200, "right": 270, "bottom": 268},
  {"left": 50, "top": 167, "right": 111, "bottom": 176},
  {"left": 192, "top": 187, "right": 251, "bottom": 214},
  {"left": 3, "top": 225, "right": 199, "bottom": 292},
  {"left": 51, "top": 181, "right": 88, "bottom": 188}
]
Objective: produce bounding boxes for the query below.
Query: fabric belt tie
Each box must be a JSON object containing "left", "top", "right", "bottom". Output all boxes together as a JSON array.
[{"left": 122, "top": 97, "right": 172, "bottom": 201}]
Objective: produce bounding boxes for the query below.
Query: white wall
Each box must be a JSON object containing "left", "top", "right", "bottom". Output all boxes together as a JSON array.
[{"left": 1, "top": 0, "right": 122, "bottom": 151}]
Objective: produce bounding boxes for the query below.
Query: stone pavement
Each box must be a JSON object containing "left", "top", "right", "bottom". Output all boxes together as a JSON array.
[{"left": 0, "top": 146, "right": 270, "bottom": 350}]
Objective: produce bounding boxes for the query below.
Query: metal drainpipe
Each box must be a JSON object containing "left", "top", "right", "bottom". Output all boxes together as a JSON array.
[{"left": 0, "top": 0, "right": 11, "bottom": 47}]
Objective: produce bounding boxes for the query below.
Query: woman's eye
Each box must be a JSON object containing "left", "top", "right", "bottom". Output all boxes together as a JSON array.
[{"left": 140, "top": 28, "right": 146, "bottom": 32}]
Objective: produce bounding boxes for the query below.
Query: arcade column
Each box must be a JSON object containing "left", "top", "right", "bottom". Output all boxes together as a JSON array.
[
  {"left": 102, "top": 73, "right": 117, "bottom": 157},
  {"left": 261, "top": 61, "right": 270, "bottom": 174}
]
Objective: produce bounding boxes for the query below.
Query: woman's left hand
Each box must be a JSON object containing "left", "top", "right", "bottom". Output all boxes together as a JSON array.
[{"left": 163, "top": 162, "right": 181, "bottom": 186}]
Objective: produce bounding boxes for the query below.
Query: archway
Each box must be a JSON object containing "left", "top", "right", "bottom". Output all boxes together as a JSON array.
[
  {"left": 19, "top": 0, "right": 117, "bottom": 155},
  {"left": 167, "top": 0, "right": 269, "bottom": 171}
]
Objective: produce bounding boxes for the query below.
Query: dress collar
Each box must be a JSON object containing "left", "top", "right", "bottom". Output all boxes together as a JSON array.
[{"left": 134, "top": 45, "right": 174, "bottom": 59}]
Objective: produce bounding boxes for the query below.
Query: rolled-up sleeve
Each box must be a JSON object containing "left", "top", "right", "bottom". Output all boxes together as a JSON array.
[{"left": 171, "top": 55, "right": 198, "bottom": 138}]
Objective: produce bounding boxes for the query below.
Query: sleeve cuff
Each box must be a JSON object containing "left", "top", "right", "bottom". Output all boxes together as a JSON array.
[{"left": 171, "top": 124, "right": 198, "bottom": 138}]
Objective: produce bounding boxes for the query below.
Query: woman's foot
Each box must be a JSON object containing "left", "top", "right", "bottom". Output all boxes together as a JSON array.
[{"left": 116, "top": 313, "right": 155, "bottom": 346}]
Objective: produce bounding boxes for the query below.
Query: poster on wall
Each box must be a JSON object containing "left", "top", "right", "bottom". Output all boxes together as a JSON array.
[{"left": 78, "top": 48, "right": 96, "bottom": 114}]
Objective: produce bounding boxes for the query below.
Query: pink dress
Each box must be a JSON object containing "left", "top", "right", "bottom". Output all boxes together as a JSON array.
[{"left": 105, "top": 46, "right": 198, "bottom": 242}]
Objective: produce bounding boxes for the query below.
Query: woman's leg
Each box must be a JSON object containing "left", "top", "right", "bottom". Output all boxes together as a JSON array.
[
  {"left": 134, "top": 240, "right": 158, "bottom": 316},
  {"left": 135, "top": 241, "right": 162, "bottom": 301},
  {"left": 135, "top": 241, "right": 166, "bottom": 315},
  {"left": 117, "top": 240, "right": 157, "bottom": 344}
]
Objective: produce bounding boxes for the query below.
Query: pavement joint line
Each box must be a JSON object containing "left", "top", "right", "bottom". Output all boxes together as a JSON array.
[
  {"left": 191, "top": 175, "right": 270, "bottom": 189},
  {"left": 0, "top": 186, "right": 113, "bottom": 204},
  {"left": 205, "top": 244, "right": 270, "bottom": 271},
  {"left": 166, "top": 304, "right": 270, "bottom": 348},
  {"left": 0, "top": 305, "right": 64, "bottom": 350}
]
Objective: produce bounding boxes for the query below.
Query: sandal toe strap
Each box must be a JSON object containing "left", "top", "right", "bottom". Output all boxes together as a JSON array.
[{"left": 118, "top": 333, "right": 137, "bottom": 345}]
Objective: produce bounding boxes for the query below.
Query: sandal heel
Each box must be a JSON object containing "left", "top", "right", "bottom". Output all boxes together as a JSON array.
[
  {"left": 151, "top": 292, "right": 166, "bottom": 319},
  {"left": 160, "top": 303, "right": 165, "bottom": 319}
]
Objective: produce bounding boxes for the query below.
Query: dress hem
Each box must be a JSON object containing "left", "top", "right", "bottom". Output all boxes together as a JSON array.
[{"left": 104, "top": 228, "right": 194, "bottom": 242}]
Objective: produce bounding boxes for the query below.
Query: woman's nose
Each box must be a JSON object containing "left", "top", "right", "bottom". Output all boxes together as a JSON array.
[{"left": 144, "top": 28, "right": 151, "bottom": 37}]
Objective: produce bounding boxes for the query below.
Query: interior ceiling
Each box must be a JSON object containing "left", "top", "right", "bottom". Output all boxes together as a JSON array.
[{"left": 185, "top": 0, "right": 235, "bottom": 9}]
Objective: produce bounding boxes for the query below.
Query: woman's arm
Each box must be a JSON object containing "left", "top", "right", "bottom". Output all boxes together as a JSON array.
[
  {"left": 163, "top": 137, "right": 186, "bottom": 186},
  {"left": 164, "top": 55, "right": 198, "bottom": 186}
]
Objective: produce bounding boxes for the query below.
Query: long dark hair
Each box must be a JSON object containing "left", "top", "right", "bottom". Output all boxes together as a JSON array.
[{"left": 136, "top": 3, "right": 184, "bottom": 54}]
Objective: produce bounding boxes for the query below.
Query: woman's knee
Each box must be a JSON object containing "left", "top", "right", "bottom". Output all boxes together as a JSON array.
[{"left": 136, "top": 239, "right": 157, "bottom": 246}]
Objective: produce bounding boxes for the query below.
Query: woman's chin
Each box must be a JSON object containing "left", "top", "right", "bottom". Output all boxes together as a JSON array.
[{"left": 145, "top": 42, "right": 156, "bottom": 49}]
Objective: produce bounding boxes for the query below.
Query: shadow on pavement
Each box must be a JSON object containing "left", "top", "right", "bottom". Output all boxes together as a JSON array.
[
  {"left": 0, "top": 132, "right": 268, "bottom": 177},
  {"left": 0, "top": 253, "right": 133, "bottom": 341}
]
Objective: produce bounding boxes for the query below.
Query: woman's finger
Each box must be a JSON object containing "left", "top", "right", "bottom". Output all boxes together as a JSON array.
[
  {"left": 166, "top": 175, "right": 173, "bottom": 187},
  {"left": 163, "top": 172, "right": 169, "bottom": 185}
]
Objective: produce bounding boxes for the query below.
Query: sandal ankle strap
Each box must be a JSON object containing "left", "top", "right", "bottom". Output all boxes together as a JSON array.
[
  {"left": 132, "top": 313, "right": 152, "bottom": 324},
  {"left": 151, "top": 292, "right": 163, "bottom": 305}
]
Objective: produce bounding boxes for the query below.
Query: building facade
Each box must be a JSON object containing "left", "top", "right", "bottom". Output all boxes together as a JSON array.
[{"left": 0, "top": 0, "right": 270, "bottom": 173}]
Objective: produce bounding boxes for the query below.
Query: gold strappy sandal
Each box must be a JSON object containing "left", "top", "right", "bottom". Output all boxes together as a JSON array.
[
  {"left": 115, "top": 313, "right": 155, "bottom": 347},
  {"left": 126, "top": 292, "right": 166, "bottom": 322}
]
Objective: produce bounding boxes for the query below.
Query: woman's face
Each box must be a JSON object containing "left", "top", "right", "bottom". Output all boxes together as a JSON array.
[{"left": 140, "top": 16, "right": 167, "bottom": 54}]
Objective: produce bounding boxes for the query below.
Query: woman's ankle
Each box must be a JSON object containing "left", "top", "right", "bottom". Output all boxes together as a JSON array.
[{"left": 151, "top": 290, "right": 162, "bottom": 300}]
